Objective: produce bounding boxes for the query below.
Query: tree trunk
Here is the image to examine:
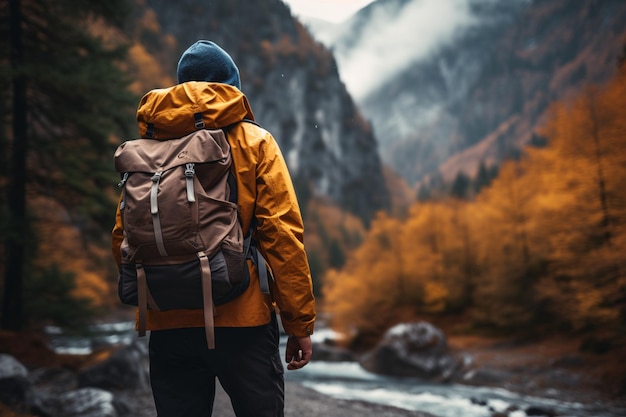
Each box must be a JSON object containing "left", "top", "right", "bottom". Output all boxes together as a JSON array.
[
  {"left": 587, "top": 92, "right": 612, "bottom": 246},
  {"left": 2, "top": 0, "right": 27, "bottom": 331}
]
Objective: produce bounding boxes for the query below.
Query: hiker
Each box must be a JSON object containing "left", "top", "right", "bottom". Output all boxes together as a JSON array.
[{"left": 111, "top": 40, "right": 316, "bottom": 417}]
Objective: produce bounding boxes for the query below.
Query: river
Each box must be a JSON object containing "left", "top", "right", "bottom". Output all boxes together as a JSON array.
[{"left": 46, "top": 321, "right": 626, "bottom": 417}]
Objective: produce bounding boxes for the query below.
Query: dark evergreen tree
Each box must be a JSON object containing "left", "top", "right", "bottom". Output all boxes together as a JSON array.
[
  {"left": 450, "top": 172, "right": 471, "bottom": 199},
  {"left": 1, "top": 0, "right": 135, "bottom": 330},
  {"left": 417, "top": 184, "right": 432, "bottom": 202},
  {"left": 475, "top": 161, "right": 499, "bottom": 194},
  {"left": 529, "top": 133, "right": 548, "bottom": 148},
  {"left": 327, "top": 238, "right": 346, "bottom": 269}
]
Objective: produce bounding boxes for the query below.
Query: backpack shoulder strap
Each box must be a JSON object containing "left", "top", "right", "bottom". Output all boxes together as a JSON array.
[{"left": 220, "top": 120, "right": 271, "bottom": 295}]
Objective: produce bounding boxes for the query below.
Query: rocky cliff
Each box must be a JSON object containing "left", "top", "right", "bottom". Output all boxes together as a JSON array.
[{"left": 317, "top": 0, "right": 626, "bottom": 185}]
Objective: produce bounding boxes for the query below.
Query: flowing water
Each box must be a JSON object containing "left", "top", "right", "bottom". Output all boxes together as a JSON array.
[
  {"left": 284, "top": 360, "right": 625, "bottom": 417},
  {"left": 47, "top": 322, "right": 626, "bottom": 417}
]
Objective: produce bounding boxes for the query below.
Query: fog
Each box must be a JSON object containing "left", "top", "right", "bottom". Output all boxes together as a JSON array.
[
  {"left": 335, "top": 0, "right": 482, "bottom": 100},
  {"left": 282, "top": 0, "right": 376, "bottom": 23}
]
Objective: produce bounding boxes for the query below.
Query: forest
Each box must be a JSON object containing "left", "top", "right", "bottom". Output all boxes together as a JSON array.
[{"left": 1, "top": 0, "right": 625, "bottom": 360}]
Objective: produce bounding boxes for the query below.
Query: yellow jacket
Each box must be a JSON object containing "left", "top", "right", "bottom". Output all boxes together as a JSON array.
[{"left": 112, "top": 82, "right": 315, "bottom": 337}]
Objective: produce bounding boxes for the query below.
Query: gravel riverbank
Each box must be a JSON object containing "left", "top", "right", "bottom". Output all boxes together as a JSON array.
[
  {"left": 118, "top": 380, "right": 436, "bottom": 417},
  {"left": 218, "top": 381, "right": 435, "bottom": 417}
]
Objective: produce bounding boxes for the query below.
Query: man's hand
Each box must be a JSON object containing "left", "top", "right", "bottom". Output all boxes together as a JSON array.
[{"left": 285, "top": 335, "right": 312, "bottom": 370}]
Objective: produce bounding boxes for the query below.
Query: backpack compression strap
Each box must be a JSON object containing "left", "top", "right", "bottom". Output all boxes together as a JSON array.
[
  {"left": 136, "top": 263, "right": 161, "bottom": 337},
  {"left": 198, "top": 252, "right": 216, "bottom": 349},
  {"left": 134, "top": 255, "right": 214, "bottom": 346},
  {"left": 150, "top": 172, "right": 168, "bottom": 257},
  {"left": 184, "top": 163, "right": 196, "bottom": 203}
]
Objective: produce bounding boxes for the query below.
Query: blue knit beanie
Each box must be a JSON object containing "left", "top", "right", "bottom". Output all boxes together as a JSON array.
[{"left": 176, "top": 40, "right": 241, "bottom": 89}]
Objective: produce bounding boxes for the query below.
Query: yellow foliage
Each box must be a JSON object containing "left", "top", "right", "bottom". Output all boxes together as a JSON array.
[
  {"left": 138, "top": 8, "right": 160, "bottom": 33},
  {"left": 127, "top": 43, "right": 174, "bottom": 94},
  {"left": 574, "top": 285, "right": 619, "bottom": 328},
  {"left": 30, "top": 197, "right": 116, "bottom": 308},
  {"left": 422, "top": 281, "right": 449, "bottom": 314},
  {"left": 303, "top": 197, "right": 366, "bottom": 288}
]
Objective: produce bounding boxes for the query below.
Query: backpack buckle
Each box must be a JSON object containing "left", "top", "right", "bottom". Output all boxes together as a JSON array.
[
  {"left": 117, "top": 172, "right": 129, "bottom": 188},
  {"left": 184, "top": 163, "right": 195, "bottom": 177},
  {"left": 194, "top": 112, "right": 205, "bottom": 129}
]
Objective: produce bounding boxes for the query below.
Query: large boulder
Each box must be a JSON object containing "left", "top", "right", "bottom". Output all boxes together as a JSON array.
[{"left": 359, "top": 321, "right": 461, "bottom": 380}]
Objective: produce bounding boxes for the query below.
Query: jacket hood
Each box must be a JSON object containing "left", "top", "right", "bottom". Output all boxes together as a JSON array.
[{"left": 136, "top": 81, "right": 255, "bottom": 140}]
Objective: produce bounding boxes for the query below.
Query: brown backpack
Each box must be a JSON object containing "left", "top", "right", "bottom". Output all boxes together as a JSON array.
[{"left": 114, "top": 127, "right": 259, "bottom": 348}]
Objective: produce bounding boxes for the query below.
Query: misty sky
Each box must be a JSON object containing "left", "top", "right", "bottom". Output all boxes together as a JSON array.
[
  {"left": 281, "top": 0, "right": 488, "bottom": 100},
  {"left": 343, "top": 0, "right": 481, "bottom": 100},
  {"left": 281, "top": 0, "right": 375, "bottom": 23}
]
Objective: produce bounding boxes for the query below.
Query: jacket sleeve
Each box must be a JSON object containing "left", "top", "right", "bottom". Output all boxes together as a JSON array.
[{"left": 253, "top": 133, "right": 316, "bottom": 337}]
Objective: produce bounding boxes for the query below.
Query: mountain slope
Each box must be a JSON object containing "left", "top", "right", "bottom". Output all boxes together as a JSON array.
[{"left": 318, "top": 0, "right": 626, "bottom": 185}]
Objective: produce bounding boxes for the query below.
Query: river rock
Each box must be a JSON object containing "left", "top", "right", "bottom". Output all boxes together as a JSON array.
[
  {"left": 0, "top": 354, "right": 28, "bottom": 378},
  {"left": 0, "top": 374, "right": 35, "bottom": 414},
  {"left": 40, "top": 387, "right": 118, "bottom": 417},
  {"left": 31, "top": 367, "right": 79, "bottom": 393},
  {"left": 358, "top": 321, "right": 461, "bottom": 380},
  {"left": 78, "top": 342, "right": 149, "bottom": 390},
  {"left": 525, "top": 405, "right": 561, "bottom": 416},
  {"left": 0, "top": 354, "right": 35, "bottom": 413}
]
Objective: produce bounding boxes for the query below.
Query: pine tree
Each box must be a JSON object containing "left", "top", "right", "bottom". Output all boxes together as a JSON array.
[
  {"left": 1, "top": 0, "right": 136, "bottom": 330},
  {"left": 450, "top": 171, "right": 471, "bottom": 199}
]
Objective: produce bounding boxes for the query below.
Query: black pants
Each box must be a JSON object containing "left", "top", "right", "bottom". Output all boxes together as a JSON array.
[{"left": 148, "top": 315, "right": 284, "bottom": 417}]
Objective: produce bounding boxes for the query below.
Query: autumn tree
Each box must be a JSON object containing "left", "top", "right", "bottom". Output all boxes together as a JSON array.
[
  {"left": 1, "top": 0, "right": 135, "bottom": 330},
  {"left": 323, "top": 213, "right": 409, "bottom": 345},
  {"left": 323, "top": 202, "right": 480, "bottom": 345},
  {"left": 446, "top": 199, "right": 479, "bottom": 311},
  {"left": 301, "top": 198, "right": 366, "bottom": 297},
  {"left": 469, "top": 159, "right": 549, "bottom": 329},
  {"left": 533, "top": 71, "right": 626, "bottom": 332},
  {"left": 403, "top": 203, "right": 466, "bottom": 314}
]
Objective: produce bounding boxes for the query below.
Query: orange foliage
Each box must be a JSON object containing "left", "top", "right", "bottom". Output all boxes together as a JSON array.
[
  {"left": 257, "top": 22, "right": 334, "bottom": 77},
  {"left": 303, "top": 197, "right": 366, "bottom": 296},
  {"left": 30, "top": 197, "right": 116, "bottom": 308},
  {"left": 127, "top": 43, "right": 174, "bottom": 94},
  {"left": 123, "top": 7, "right": 177, "bottom": 92},
  {"left": 85, "top": 12, "right": 175, "bottom": 99},
  {"left": 137, "top": 8, "right": 160, "bottom": 34}
]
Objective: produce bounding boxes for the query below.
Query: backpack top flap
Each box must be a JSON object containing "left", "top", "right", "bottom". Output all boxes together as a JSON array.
[
  {"left": 114, "top": 128, "right": 230, "bottom": 174},
  {"left": 114, "top": 128, "right": 238, "bottom": 262}
]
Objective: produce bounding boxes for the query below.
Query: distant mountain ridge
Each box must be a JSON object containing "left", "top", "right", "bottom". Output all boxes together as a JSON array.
[{"left": 308, "top": 0, "right": 626, "bottom": 186}]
